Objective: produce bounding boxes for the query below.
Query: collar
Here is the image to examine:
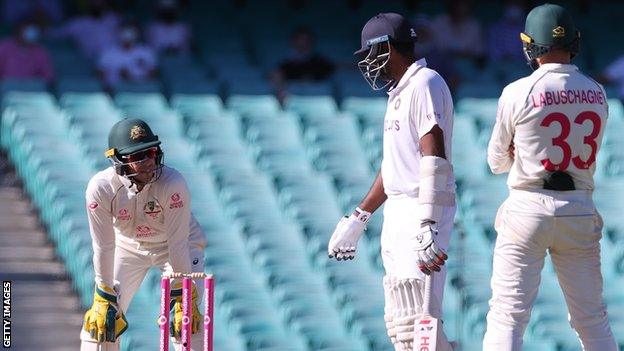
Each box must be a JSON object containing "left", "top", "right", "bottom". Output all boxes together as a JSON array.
[
  {"left": 534, "top": 63, "right": 578, "bottom": 73},
  {"left": 388, "top": 58, "right": 427, "bottom": 97},
  {"left": 118, "top": 174, "right": 150, "bottom": 196}
]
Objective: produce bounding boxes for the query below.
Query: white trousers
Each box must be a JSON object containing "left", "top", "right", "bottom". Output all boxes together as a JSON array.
[
  {"left": 483, "top": 189, "right": 617, "bottom": 351},
  {"left": 80, "top": 241, "right": 205, "bottom": 351},
  {"left": 381, "top": 196, "right": 456, "bottom": 351}
]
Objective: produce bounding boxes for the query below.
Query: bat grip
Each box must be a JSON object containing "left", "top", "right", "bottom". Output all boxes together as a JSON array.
[{"left": 422, "top": 273, "right": 434, "bottom": 316}]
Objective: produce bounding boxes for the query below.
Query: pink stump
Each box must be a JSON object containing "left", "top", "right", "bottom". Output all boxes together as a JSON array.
[
  {"left": 181, "top": 277, "right": 192, "bottom": 351},
  {"left": 159, "top": 277, "right": 171, "bottom": 351}
]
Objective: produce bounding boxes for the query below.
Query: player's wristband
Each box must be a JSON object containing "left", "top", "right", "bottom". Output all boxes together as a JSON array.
[{"left": 354, "top": 207, "right": 372, "bottom": 223}]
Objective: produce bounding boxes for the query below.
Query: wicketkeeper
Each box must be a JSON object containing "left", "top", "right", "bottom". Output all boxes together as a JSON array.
[{"left": 80, "top": 118, "right": 206, "bottom": 351}]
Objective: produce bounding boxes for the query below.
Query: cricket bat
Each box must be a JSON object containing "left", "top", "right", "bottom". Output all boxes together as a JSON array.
[{"left": 414, "top": 273, "right": 439, "bottom": 351}]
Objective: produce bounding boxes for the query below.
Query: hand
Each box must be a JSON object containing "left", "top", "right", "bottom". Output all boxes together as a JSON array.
[
  {"left": 413, "top": 222, "right": 448, "bottom": 275},
  {"left": 328, "top": 208, "right": 371, "bottom": 261},
  {"left": 170, "top": 283, "right": 202, "bottom": 338},
  {"left": 83, "top": 284, "right": 128, "bottom": 342}
]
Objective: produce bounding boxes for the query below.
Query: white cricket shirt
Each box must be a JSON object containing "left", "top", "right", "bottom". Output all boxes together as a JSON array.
[
  {"left": 86, "top": 166, "right": 206, "bottom": 287},
  {"left": 488, "top": 63, "right": 608, "bottom": 190},
  {"left": 382, "top": 58, "right": 455, "bottom": 197}
]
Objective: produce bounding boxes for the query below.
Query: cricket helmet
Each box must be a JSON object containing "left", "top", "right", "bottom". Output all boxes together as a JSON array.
[
  {"left": 105, "top": 118, "right": 163, "bottom": 179},
  {"left": 521, "top": 3, "right": 580, "bottom": 69},
  {"left": 355, "top": 13, "right": 418, "bottom": 90}
]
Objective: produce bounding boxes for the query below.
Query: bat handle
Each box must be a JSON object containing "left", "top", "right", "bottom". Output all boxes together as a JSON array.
[{"left": 422, "top": 273, "right": 434, "bottom": 316}]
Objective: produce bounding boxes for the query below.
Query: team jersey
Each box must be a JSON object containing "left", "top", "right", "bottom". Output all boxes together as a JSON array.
[
  {"left": 85, "top": 165, "right": 206, "bottom": 287},
  {"left": 488, "top": 63, "right": 608, "bottom": 190},
  {"left": 381, "top": 58, "right": 456, "bottom": 197}
]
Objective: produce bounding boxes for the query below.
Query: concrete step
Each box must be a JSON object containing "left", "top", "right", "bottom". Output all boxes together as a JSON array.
[
  {"left": 8, "top": 329, "right": 83, "bottom": 349},
  {"left": 0, "top": 214, "right": 41, "bottom": 231},
  {"left": 0, "top": 230, "right": 48, "bottom": 246},
  {"left": 0, "top": 152, "right": 81, "bottom": 348},
  {"left": 0, "top": 246, "right": 55, "bottom": 261},
  {"left": 12, "top": 295, "right": 81, "bottom": 312},
  {"left": 11, "top": 311, "right": 83, "bottom": 326},
  {"left": 0, "top": 261, "right": 68, "bottom": 281},
  {"left": 10, "top": 281, "right": 76, "bottom": 295}
]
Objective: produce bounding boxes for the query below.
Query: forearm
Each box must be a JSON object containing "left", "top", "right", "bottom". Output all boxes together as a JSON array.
[
  {"left": 357, "top": 172, "right": 387, "bottom": 214},
  {"left": 93, "top": 243, "right": 115, "bottom": 287}
]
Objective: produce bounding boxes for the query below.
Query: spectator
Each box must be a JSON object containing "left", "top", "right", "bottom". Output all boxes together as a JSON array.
[
  {"left": 487, "top": 0, "right": 527, "bottom": 62},
  {"left": 430, "top": 0, "right": 485, "bottom": 64},
  {"left": 274, "top": 27, "right": 335, "bottom": 82},
  {"left": 2, "top": 0, "right": 64, "bottom": 27},
  {"left": 412, "top": 14, "right": 460, "bottom": 93},
  {"left": 146, "top": 0, "right": 191, "bottom": 54},
  {"left": 49, "top": 0, "right": 120, "bottom": 60},
  {"left": 0, "top": 20, "right": 54, "bottom": 82},
  {"left": 600, "top": 54, "right": 624, "bottom": 103},
  {"left": 97, "top": 21, "right": 157, "bottom": 86}
]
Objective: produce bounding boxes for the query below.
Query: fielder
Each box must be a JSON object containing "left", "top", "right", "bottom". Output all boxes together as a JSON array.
[
  {"left": 80, "top": 118, "right": 207, "bottom": 351},
  {"left": 327, "top": 13, "right": 456, "bottom": 351},
  {"left": 483, "top": 4, "right": 617, "bottom": 351}
]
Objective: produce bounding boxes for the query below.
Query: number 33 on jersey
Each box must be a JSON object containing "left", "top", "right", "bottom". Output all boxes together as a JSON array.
[{"left": 487, "top": 64, "right": 608, "bottom": 190}]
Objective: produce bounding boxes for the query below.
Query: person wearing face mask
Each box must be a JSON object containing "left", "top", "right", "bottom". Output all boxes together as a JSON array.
[
  {"left": 97, "top": 22, "right": 157, "bottom": 86},
  {"left": 145, "top": 0, "right": 191, "bottom": 54},
  {"left": 48, "top": 0, "right": 120, "bottom": 60},
  {"left": 487, "top": 0, "right": 527, "bottom": 63},
  {"left": 430, "top": 0, "right": 485, "bottom": 64},
  {"left": 0, "top": 20, "right": 54, "bottom": 82}
]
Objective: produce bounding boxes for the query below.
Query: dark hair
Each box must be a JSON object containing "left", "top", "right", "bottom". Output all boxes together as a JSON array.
[{"left": 391, "top": 40, "right": 415, "bottom": 58}]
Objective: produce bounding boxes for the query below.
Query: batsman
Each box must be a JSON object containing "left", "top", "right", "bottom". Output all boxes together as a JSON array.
[
  {"left": 327, "top": 13, "right": 457, "bottom": 351},
  {"left": 79, "top": 118, "right": 207, "bottom": 350}
]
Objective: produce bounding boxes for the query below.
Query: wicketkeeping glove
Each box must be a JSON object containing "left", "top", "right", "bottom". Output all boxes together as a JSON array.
[
  {"left": 328, "top": 208, "right": 371, "bottom": 261},
  {"left": 83, "top": 284, "right": 128, "bottom": 342},
  {"left": 413, "top": 222, "right": 448, "bottom": 274},
  {"left": 170, "top": 282, "right": 202, "bottom": 338}
]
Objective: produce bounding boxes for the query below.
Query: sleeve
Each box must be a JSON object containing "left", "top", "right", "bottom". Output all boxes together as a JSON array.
[
  {"left": 487, "top": 90, "right": 515, "bottom": 174},
  {"left": 188, "top": 214, "right": 207, "bottom": 250},
  {"left": 411, "top": 75, "right": 448, "bottom": 139},
  {"left": 164, "top": 175, "right": 192, "bottom": 274},
  {"left": 86, "top": 179, "right": 115, "bottom": 288}
]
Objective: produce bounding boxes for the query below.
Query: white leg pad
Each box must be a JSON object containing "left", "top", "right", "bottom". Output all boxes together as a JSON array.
[
  {"left": 384, "top": 276, "right": 424, "bottom": 350},
  {"left": 80, "top": 340, "right": 119, "bottom": 351}
]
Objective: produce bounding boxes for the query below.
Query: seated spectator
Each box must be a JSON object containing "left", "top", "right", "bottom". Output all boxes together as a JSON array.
[
  {"left": 412, "top": 14, "right": 460, "bottom": 93},
  {"left": 274, "top": 27, "right": 335, "bottom": 82},
  {"left": 430, "top": 0, "right": 485, "bottom": 64},
  {"left": 600, "top": 54, "right": 624, "bottom": 103},
  {"left": 0, "top": 20, "right": 54, "bottom": 83},
  {"left": 48, "top": 0, "right": 120, "bottom": 60},
  {"left": 146, "top": 0, "right": 191, "bottom": 55},
  {"left": 487, "top": 0, "right": 526, "bottom": 62},
  {"left": 97, "top": 22, "right": 157, "bottom": 86}
]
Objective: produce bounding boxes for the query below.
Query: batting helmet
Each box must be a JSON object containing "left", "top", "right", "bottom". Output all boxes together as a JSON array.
[
  {"left": 105, "top": 118, "right": 163, "bottom": 179},
  {"left": 355, "top": 13, "right": 418, "bottom": 90},
  {"left": 521, "top": 3, "right": 580, "bottom": 69}
]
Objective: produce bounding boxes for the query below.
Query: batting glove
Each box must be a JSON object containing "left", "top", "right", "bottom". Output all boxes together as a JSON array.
[
  {"left": 83, "top": 284, "right": 128, "bottom": 342},
  {"left": 328, "top": 208, "right": 371, "bottom": 261},
  {"left": 412, "top": 222, "right": 448, "bottom": 275},
  {"left": 169, "top": 282, "right": 202, "bottom": 337}
]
